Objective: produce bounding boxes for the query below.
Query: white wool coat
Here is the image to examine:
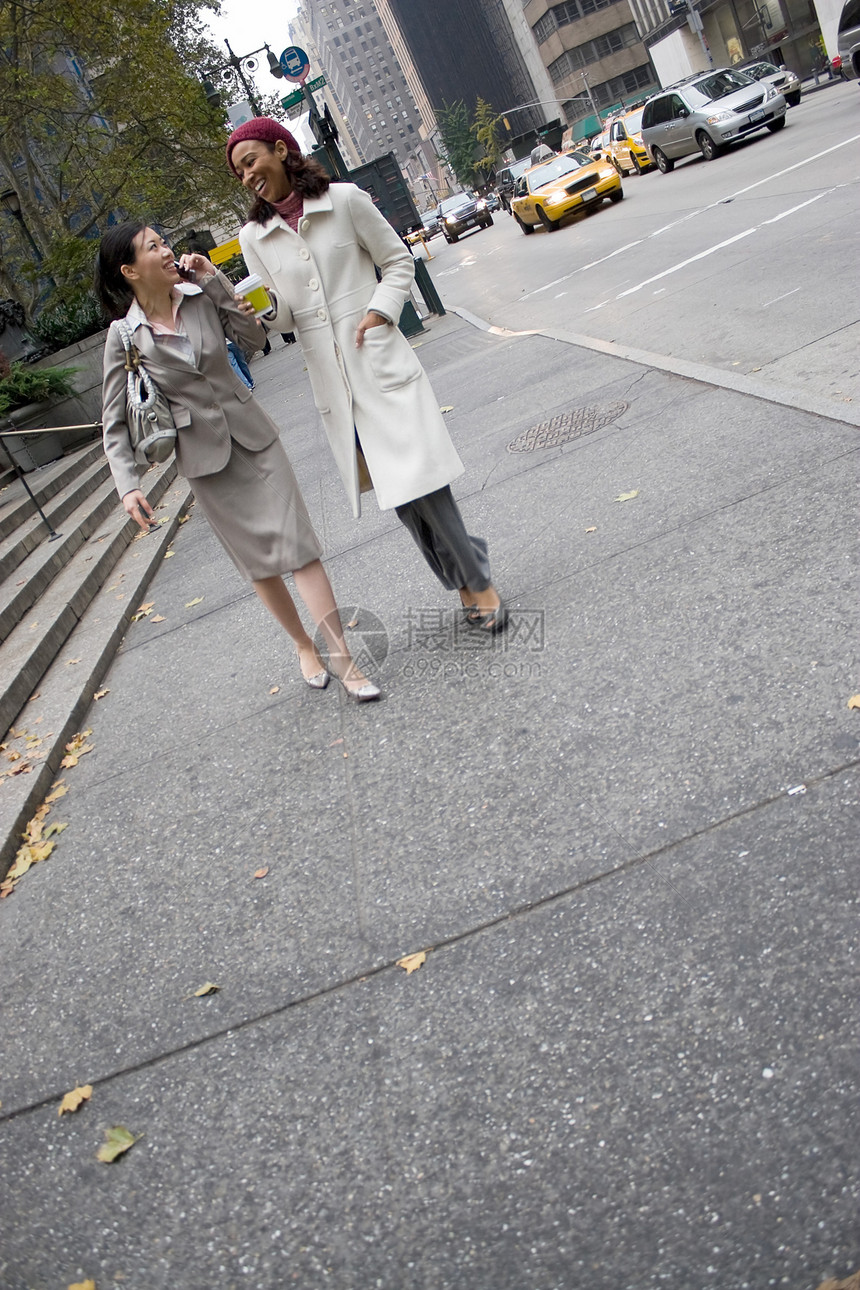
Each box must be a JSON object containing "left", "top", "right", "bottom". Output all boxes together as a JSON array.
[{"left": 239, "top": 183, "right": 463, "bottom": 516}]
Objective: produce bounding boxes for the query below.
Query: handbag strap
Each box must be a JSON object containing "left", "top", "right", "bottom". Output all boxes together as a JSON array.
[{"left": 113, "top": 318, "right": 142, "bottom": 374}]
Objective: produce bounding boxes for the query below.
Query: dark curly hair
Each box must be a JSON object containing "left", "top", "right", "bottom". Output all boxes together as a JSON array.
[
  {"left": 94, "top": 221, "right": 146, "bottom": 319},
  {"left": 247, "top": 147, "right": 331, "bottom": 224}
]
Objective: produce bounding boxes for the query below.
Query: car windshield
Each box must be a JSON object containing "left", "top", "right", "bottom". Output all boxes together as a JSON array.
[
  {"left": 421, "top": 213, "right": 436, "bottom": 225},
  {"left": 744, "top": 61, "right": 780, "bottom": 78},
  {"left": 528, "top": 155, "right": 587, "bottom": 191},
  {"left": 624, "top": 109, "right": 644, "bottom": 132},
  {"left": 687, "top": 69, "right": 754, "bottom": 102},
  {"left": 439, "top": 193, "right": 474, "bottom": 212}
]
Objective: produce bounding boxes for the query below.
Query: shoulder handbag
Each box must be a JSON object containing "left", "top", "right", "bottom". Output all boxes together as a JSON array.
[{"left": 112, "top": 319, "right": 177, "bottom": 466}]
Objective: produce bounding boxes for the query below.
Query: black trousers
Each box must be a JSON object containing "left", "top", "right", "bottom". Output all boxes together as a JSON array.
[{"left": 395, "top": 486, "right": 491, "bottom": 592}]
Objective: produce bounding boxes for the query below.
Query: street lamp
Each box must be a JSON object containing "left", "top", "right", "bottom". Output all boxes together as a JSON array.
[
  {"left": 203, "top": 40, "right": 284, "bottom": 117},
  {"left": 0, "top": 188, "right": 43, "bottom": 263}
]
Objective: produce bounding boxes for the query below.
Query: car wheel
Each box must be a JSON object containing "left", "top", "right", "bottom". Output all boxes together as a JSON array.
[
  {"left": 514, "top": 213, "right": 534, "bottom": 236},
  {"left": 537, "top": 206, "right": 560, "bottom": 232},
  {"left": 449, "top": 230, "right": 459, "bottom": 242},
  {"left": 481, "top": 215, "right": 494, "bottom": 227},
  {"left": 696, "top": 130, "right": 722, "bottom": 161},
  {"left": 652, "top": 147, "right": 674, "bottom": 174},
  {"left": 609, "top": 188, "right": 624, "bottom": 203},
  {"left": 786, "top": 91, "right": 801, "bottom": 107},
  {"left": 631, "top": 155, "right": 643, "bottom": 175},
  {"left": 767, "top": 116, "right": 786, "bottom": 132}
]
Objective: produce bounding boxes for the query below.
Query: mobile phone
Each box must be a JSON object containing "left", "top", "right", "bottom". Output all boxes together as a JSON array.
[{"left": 174, "top": 260, "right": 195, "bottom": 281}]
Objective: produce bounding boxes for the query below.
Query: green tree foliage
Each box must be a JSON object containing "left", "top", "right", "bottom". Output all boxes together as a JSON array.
[
  {"left": 0, "top": 0, "right": 250, "bottom": 313},
  {"left": 436, "top": 101, "right": 480, "bottom": 189},
  {"left": 473, "top": 97, "right": 504, "bottom": 177}
]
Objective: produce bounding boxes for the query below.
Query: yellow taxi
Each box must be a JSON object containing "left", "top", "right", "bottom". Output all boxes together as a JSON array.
[
  {"left": 510, "top": 151, "right": 623, "bottom": 233},
  {"left": 604, "top": 108, "right": 654, "bottom": 175}
]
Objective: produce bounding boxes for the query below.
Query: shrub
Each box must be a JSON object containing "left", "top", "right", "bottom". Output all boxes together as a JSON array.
[
  {"left": 0, "top": 362, "right": 79, "bottom": 416},
  {"left": 29, "top": 293, "right": 105, "bottom": 352}
]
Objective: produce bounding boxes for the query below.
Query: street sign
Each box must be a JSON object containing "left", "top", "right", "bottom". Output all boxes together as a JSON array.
[
  {"left": 279, "top": 45, "right": 310, "bottom": 81},
  {"left": 281, "top": 75, "right": 326, "bottom": 111}
]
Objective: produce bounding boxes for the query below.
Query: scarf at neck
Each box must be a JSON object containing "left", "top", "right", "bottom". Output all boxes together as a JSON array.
[{"left": 272, "top": 189, "right": 304, "bottom": 232}]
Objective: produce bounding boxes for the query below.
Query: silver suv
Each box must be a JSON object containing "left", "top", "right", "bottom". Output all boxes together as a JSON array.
[
  {"left": 838, "top": 0, "right": 860, "bottom": 77},
  {"left": 641, "top": 68, "right": 787, "bottom": 172}
]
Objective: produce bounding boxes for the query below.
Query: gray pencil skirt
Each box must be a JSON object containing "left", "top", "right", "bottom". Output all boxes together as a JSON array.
[{"left": 189, "top": 437, "right": 322, "bottom": 581}]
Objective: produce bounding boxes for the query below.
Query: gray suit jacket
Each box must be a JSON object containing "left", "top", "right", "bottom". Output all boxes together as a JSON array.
[{"left": 102, "top": 270, "right": 277, "bottom": 499}]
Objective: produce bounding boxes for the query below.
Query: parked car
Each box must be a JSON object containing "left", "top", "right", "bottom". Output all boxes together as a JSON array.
[
  {"left": 510, "top": 151, "right": 623, "bottom": 233},
  {"left": 484, "top": 191, "right": 501, "bottom": 212},
  {"left": 436, "top": 192, "right": 494, "bottom": 242},
  {"left": 641, "top": 68, "right": 787, "bottom": 172},
  {"left": 496, "top": 158, "right": 533, "bottom": 212},
  {"left": 837, "top": 0, "right": 860, "bottom": 77},
  {"left": 605, "top": 108, "right": 654, "bottom": 174},
  {"left": 739, "top": 59, "right": 802, "bottom": 106}
]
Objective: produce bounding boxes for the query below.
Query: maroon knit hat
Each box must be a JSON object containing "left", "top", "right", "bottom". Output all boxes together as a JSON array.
[{"left": 226, "top": 117, "right": 301, "bottom": 175}]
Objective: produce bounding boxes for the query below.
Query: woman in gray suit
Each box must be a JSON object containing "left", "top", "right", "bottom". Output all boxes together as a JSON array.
[{"left": 96, "top": 222, "right": 379, "bottom": 700}]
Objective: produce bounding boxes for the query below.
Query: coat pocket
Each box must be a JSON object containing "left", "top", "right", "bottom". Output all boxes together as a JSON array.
[
  {"left": 362, "top": 325, "right": 423, "bottom": 392},
  {"left": 169, "top": 405, "right": 192, "bottom": 428}
]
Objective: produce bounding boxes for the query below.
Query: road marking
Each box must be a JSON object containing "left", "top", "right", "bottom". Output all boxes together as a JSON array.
[
  {"left": 762, "top": 286, "right": 802, "bottom": 308},
  {"left": 615, "top": 185, "right": 840, "bottom": 300},
  {"left": 616, "top": 229, "right": 757, "bottom": 297},
  {"left": 517, "top": 133, "right": 860, "bottom": 301}
]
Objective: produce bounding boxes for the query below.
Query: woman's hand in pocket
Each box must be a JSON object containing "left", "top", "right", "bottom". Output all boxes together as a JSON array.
[{"left": 355, "top": 311, "right": 390, "bottom": 348}]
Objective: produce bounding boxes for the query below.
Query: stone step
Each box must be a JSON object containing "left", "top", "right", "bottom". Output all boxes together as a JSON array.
[
  {"left": 0, "top": 473, "right": 121, "bottom": 645},
  {"left": 0, "top": 455, "right": 112, "bottom": 584},
  {"left": 0, "top": 458, "right": 180, "bottom": 738},
  {"left": 0, "top": 441, "right": 103, "bottom": 543},
  {"left": 0, "top": 473, "right": 194, "bottom": 877}
]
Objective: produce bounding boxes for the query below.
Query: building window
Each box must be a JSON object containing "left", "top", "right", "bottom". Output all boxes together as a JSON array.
[{"left": 535, "top": 0, "right": 625, "bottom": 43}]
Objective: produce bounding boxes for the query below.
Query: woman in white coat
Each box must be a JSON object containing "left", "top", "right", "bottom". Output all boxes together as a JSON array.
[{"left": 226, "top": 119, "right": 506, "bottom": 634}]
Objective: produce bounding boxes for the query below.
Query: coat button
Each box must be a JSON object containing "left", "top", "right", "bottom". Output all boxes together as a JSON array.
[
  {"left": 299, "top": 249, "right": 310, "bottom": 260},
  {"left": 308, "top": 277, "right": 319, "bottom": 289},
  {"left": 300, "top": 220, "right": 310, "bottom": 232},
  {"left": 316, "top": 308, "right": 327, "bottom": 321}
]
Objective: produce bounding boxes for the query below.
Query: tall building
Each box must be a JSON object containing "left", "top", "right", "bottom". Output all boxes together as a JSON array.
[
  {"left": 290, "top": 0, "right": 427, "bottom": 175},
  {"left": 525, "top": 0, "right": 660, "bottom": 132},
  {"left": 379, "top": 0, "right": 554, "bottom": 132}
]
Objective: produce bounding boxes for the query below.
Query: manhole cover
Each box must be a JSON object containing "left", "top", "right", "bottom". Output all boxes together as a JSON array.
[{"left": 507, "top": 401, "right": 629, "bottom": 453}]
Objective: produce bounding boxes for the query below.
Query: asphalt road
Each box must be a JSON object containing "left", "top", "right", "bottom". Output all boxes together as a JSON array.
[{"left": 422, "top": 80, "right": 860, "bottom": 408}]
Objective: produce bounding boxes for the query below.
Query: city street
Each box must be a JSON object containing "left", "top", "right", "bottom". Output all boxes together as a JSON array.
[
  {"left": 424, "top": 80, "right": 860, "bottom": 407},
  {"left": 0, "top": 77, "right": 858, "bottom": 1290}
]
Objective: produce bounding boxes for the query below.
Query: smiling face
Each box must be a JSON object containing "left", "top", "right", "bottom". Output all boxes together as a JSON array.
[
  {"left": 232, "top": 138, "right": 292, "bottom": 203},
  {"left": 120, "top": 227, "right": 179, "bottom": 297}
]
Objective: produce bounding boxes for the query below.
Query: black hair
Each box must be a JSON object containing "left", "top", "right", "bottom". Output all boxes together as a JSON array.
[
  {"left": 247, "top": 147, "right": 331, "bottom": 225},
  {"left": 94, "top": 220, "right": 146, "bottom": 319}
]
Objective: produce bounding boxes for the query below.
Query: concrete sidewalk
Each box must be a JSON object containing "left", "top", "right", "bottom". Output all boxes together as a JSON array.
[{"left": 0, "top": 309, "right": 857, "bottom": 1289}]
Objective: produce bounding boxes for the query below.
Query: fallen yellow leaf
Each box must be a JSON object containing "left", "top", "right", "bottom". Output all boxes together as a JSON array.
[
  {"left": 192, "top": 982, "right": 220, "bottom": 997},
  {"left": 185, "top": 597, "right": 203, "bottom": 608},
  {"left": 397, "top": 951, "right": 427, "bottom": 975},
  {"left": 347, "top": 617, "right": 359, "bottom": 628},
  {"left": 178, "top": 513, "right": 191, "bottom": 524},
  {"left": 254, "top": 867, "right": 269, "bottom": 879},
  {"left": 151, "top": 615, "right": 166, "bottom": 623},
  {"left": 614, "top": 490, "right": 639, "bottom": 502},
  {"left": 45, "top": 782, "right": 68, "bottom": 803},
  {"left": 585, "top": 527, "right": 597, "bottom": 534},
  {"left": 96, "top": 1125, "right": 142, "bottom": 1163},
  {"left": 65, "top": 658, "right": 82, "bottom": 666},
  {"left": 93, "top": 689, "right": 110, "bottom": 701},
  {"left": 68, "top": 1280, "right": 97, "bottom": 1290},
  {"left": 163, "top": 550, "right": 175, "bottom": 559},
  {"left": 59, "top": 1084, "right": 93, "bottom": 1117},
  {"left": 269, "top": 686, "right": 280, "bottom": 695},
  {"left": 44, "top": 822, "right": 68, "bottom": 839},
  {"left": 439, "top": 405, "right": 454, "bottom": 414},
  {"left": 848, "top": 695, "right": 860, "bottom": 710}
]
